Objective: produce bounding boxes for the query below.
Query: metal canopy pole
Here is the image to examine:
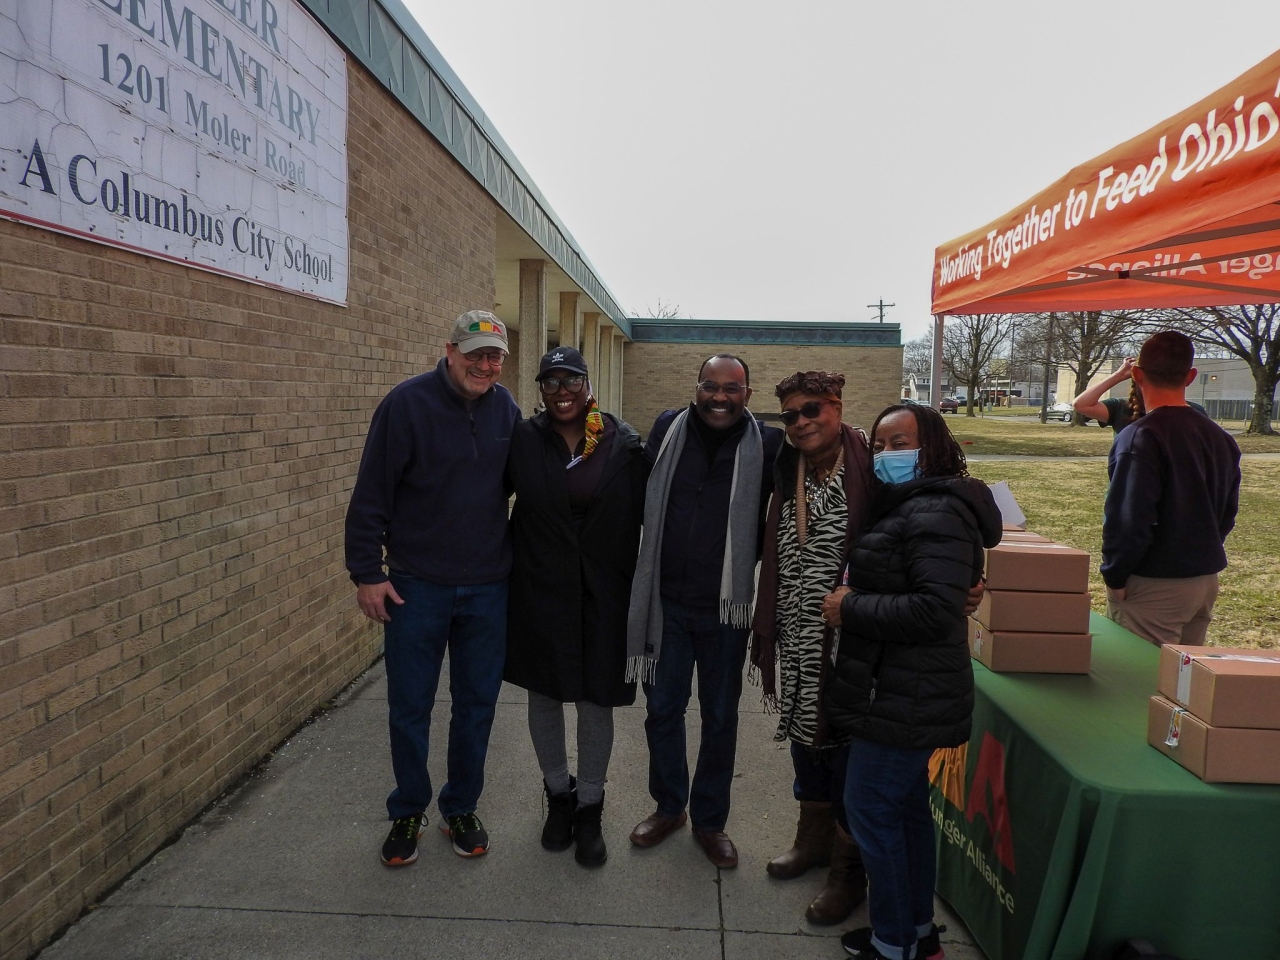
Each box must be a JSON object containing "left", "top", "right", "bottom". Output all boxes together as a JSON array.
[{"left": 930, "top": 314, "right": 945, "bottom": 410}]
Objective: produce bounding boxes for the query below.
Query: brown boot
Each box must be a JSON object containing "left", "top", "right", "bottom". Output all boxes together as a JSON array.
[
  {"left": 766, "top": 801, "right": 834, "bottom": 880},
  {"left": 805, "top": 823, "right": 867, "bottom": 926}
]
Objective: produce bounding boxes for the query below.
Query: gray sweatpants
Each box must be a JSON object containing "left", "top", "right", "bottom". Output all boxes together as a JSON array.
[{"left": 527, "top": 691, "right": 614, "bottom": 807}]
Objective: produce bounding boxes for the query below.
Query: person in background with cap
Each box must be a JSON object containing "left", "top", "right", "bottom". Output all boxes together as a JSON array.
[
  {"left": 627, "top": 354, "right": 785, "bottom": 869},
  {"left": 504, "top": 347, "right": 649, "bottom": 867},
  {"left": 346, "top": 310, "right": 520, "bottom": 868}
]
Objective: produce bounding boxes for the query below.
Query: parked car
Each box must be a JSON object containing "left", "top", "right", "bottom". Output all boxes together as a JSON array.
[
  {"left": 1048, "top": 401, "right": 1074, "bottom": 422},
  {"left": 939, "top": 397, "right": 959, "bottom": 413}
]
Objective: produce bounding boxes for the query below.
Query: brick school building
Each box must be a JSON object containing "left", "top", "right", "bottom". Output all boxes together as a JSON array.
[{"left": 0, "top": 3, "right": 899, "bottom": 956}]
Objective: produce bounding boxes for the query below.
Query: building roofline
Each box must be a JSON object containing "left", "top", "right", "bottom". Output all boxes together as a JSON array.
[
  {"left": 628, "top": 318, "right": 902, "bottom": 347},
  {"left": 301, "top": 0, "right": 632, "bottom": 337}
]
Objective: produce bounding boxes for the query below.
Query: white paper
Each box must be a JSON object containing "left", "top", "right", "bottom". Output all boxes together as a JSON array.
[{"left": 988, "top": 481, "right": 1027, "bottom": 528}]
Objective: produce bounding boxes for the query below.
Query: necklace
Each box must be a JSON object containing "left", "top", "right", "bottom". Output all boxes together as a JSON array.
[
  {"left": 795, "top": 447, "right": 844, "bottom": 546},
  {"left": 804, "top": 449, "right": 844, "bottom": 506}
]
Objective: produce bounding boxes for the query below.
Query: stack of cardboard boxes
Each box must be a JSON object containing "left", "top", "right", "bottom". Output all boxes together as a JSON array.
[
  {"left": 968, "top": 525, "right": 1093, "bottom": 673},
  {"left": 1147, "top": 646, "right": 1280, "bottom": 783}
]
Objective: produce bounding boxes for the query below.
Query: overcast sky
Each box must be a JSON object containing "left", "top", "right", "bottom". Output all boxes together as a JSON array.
[{"left": 400, "top": 0, "right": 1280, "bottom": 343}]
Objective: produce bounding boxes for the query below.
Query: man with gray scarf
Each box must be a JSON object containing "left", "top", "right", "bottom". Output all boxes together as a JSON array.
[{"left": 627, "top": 355, "right": 785, "bottom": 868}]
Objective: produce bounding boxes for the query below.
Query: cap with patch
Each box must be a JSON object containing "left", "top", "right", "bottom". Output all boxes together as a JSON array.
[
  {"left": 450, "top": 310, "right": 509, "bottom": 354},
  {"left": 536, "top": 346, "right": 589, "bottom": 380}
]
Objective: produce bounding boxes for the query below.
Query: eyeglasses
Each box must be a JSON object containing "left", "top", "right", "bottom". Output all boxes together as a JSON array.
[
  {"left": 538, "top": 375, "right": 587, "bottom": 395},
  {"left": 464, "top": 349, "right": 506, "bottom": 365},
  {"left": 779, "top": 400, "right": 835, "bottom": 426},
  {"left": 696, "top": 380, "right": 746, "bottom": 396}
]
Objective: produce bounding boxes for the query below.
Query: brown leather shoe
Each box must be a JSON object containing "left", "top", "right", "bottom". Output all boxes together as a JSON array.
[
  {"left": 629, "top": 810, "right": 688, "bottom": 848},
  {"left": 693, "top": 830, "right": 739, "bottom": 868}
]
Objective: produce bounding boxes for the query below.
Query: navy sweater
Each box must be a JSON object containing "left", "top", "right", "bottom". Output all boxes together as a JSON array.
[
  {"left": 345, "top": 358, "right": 520, "bottom": 586},
  {"left": 1101, "top": 405, "right": 1241, "bottom": 589}
]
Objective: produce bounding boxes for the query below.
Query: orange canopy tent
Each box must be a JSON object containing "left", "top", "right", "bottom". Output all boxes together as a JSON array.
[{"left": 928, "top": 50, "right": 1280, "bottom": 401}]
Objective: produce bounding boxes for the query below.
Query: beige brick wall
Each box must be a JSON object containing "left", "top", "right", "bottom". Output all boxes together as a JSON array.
[
  {"left": 622, "top": 342, "right": 904, "bottom": 437},
  {"left": 0, "top": 64, "right": 498, "bottom": 960}
]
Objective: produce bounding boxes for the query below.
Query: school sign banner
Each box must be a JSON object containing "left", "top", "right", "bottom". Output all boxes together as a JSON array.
[{"left": 1, "top": 0, "right": 349, "bottom": 304}]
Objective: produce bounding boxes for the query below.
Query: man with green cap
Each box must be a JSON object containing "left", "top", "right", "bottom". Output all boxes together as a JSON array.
[{"left": 346, "top": 309, "right": 520, "bottom": 868}]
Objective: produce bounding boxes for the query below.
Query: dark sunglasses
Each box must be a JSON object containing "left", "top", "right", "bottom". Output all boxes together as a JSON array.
[
  {"left": 779, "top": 400, "right": 834, "bottom": 426},
  {"left": 539, "top": 375, "right": 587, "bottom": 395}
]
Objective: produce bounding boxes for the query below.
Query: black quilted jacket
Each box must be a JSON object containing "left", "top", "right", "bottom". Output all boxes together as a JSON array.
[{"left": 825, "top": 475, "right": 1003, "bottom": 749}]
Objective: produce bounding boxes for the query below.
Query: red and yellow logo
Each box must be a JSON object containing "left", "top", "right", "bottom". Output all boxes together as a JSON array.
[{"left": 930, "top": 732, "right": 1016, "bottom": 873}]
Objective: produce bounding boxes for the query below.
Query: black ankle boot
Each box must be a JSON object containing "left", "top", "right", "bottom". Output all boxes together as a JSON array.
[
  {"left": 574, "top": 793, "right": 607, "bottom": 868},
  {"left": 542, "top": 777, "right": 576, "bottom": 852}
]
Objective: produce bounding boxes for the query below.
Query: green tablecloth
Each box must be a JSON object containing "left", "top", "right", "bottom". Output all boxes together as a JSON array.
[{"left": 932, "top": 613, "right": 1280, "bottom": 960}]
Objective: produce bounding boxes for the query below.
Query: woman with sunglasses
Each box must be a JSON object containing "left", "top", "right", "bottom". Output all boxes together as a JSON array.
[
  {"left": 820, "top": 403, "right": 1001, "bottom": 960},
  {"left": 504, "top": 346, "right": 649, "bottom": 867},
  {"left": 750, "top": 371, "right": 875, "bottom": 926}
]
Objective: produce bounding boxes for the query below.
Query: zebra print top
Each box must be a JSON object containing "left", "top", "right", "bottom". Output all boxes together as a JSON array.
[{"left": 773, "top": 461, "right": 848, "bottom": 746}]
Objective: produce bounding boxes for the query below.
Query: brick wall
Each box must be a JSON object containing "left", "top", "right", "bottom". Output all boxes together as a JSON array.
[
  {"left": 622, "top": 341, "right": 904, "bottom": 436},
  {"left": 0, "top": 63, "right": 497, "bottom": 960}
]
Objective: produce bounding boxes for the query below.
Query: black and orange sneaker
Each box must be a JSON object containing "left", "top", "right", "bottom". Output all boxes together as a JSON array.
[
  {"left": 380, "top": 814, "right": 424, "bottom": 866},
  {"left": 442, "top": 812, "right": 489, "bottom": 857}
]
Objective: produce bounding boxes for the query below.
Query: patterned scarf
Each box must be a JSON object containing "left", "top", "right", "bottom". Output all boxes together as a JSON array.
[{"left": 567, "top": 398, "right": 605, "bottom": 469}]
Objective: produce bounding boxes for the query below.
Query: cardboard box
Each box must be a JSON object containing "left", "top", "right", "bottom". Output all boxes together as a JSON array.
[
  {"left": 1147, "top": 695, "right": 1280, "bottom": 783},
  {"left": 968, "top": 618, "right": 1091, "bottom": 673},
  {"left": 984, "top": 542, "right": 1090, "bottom": 593},
  {"left": 997, "top": 530, "right": 1052, "bottom": 544},
  {"left": 974, "top": 588, "right": 1091, "bottom": 634},
  {"left": 1156, "top": 645, "right": 1280, "bottom": 729}
]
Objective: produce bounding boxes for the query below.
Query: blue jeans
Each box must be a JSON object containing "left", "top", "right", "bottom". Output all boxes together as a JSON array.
[
  {"left": 845, "top": 738, "right": 937, "bottom": 960},
  {"left": 791, "top": 741, "right": 850, "bottom": 833},
  {"left": 383, "top": 573, "right": 507, "bottom": 821},
  {"left": 642, "top": 601, "right": 749, "bottom": 832}
]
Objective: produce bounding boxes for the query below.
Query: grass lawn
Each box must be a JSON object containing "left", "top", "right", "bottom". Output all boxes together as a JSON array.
[
  {"left": 967, "top": 456, "right": 1280, "bottom": 649},
  {"left": 942, "top": 412, "right": 1280, "bottom": 455}
]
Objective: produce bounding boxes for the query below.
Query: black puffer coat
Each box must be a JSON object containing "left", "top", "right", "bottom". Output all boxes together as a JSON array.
[
  {"left": 504, "top": 412, "right": 648, "bottom": 706},
  {"left": 825, "top": 475, "right": 1002, "bottom": 749}
]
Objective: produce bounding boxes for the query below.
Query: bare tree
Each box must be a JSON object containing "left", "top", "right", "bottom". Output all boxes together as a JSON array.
[
  {"left": 632, "top": 298, "right": 683, "bottom": 319},
  {"left": 942, "top": 314, "right": 1011, "bottom": 417},
  {"left": 1055, "top": 311, "right": 1143, "bottom": 425},
  {"left": 1168, "top": 304, "right": 1280, "bottom": 434},
  {"left": 902, "top": 333, "right": 934, "bottom": 378}
]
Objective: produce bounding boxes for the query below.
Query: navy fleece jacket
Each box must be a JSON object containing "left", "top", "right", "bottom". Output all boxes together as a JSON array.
[
  {"left": 345, "top": 358, "right": 520, "bottom": 586},
  {"left": 1101, "top": 405, "right": 1240, "bottom": 589}
]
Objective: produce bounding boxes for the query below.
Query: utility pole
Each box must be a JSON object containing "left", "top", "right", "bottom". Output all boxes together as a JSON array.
[{"left": 867, "top": 300, "right": 895, "bottom": 323}]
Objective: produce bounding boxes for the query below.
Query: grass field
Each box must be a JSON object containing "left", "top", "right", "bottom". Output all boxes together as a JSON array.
[
  {"left": 962, "top": 425, "right": 1280, "bottom": 648},
  {"left": 941, "top": 413, "right": 1280, "bottom": 455}
]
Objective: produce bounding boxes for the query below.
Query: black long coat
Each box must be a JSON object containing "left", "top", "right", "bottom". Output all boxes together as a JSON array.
[
  {"left": 504, "top": 412, "right": 649, "bottom": 706},
  {"left": 825, "top": 476, "right": 1003, "bottom": 750}
]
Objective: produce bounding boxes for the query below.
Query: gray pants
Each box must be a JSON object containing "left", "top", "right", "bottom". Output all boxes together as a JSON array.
[
  {"left": 1107, "top": 572, "right": 1220, "bottom": 647},
  {"left": 527, "top": 691, "right": 614, "bottom": 807}
]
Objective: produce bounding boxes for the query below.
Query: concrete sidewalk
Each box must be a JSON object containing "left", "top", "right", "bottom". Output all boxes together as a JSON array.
[{"left": 39, "top": 658, "right": 988, "bottom": 960}]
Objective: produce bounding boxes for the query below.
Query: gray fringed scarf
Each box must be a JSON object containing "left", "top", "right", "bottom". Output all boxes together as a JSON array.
[{"left": 626, "top": 408, "right": 764, "bottom": 684}]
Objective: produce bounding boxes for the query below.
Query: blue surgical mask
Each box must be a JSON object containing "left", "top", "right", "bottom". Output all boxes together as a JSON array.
[{"left": 873, "top": 449, "right": 920, "bottom": 485}]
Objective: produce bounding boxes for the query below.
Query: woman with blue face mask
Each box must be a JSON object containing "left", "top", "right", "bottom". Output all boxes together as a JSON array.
[{"left": 819, "top": 403, "right": 1002, "bottom": 960}]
